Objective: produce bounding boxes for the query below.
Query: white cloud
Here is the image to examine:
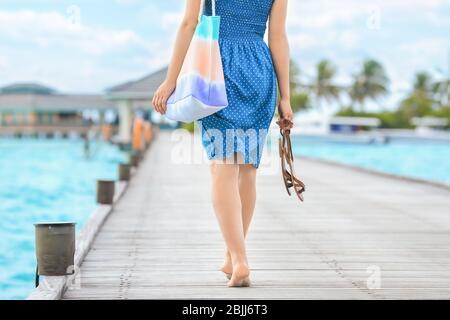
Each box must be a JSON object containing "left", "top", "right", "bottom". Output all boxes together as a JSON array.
[
  {"left": 287, "top": 0, "right": 366, "bottom": 30},
  {"left": 0, "top": 10, "right": 150, "bottom": 55},
  {"left": 0, "top": 9, "right": 163, "bottom": 92},
  {"left": 0, "top": 55, "right": 8, "bottom": 68},
  {"left": 288, "top": 0, "right": 450, "bottom": 30},
  {"left": 114, "top": 0, "right": 142, "bottom": 5},
  {"left": 1, "top": 0, "right": 449, "bottom": 105},
  {"left": 0, "top": 10, "right": 80, "bottom": 37},
  {"left": 289, "top": 29, "right": 359, "bottom": 52},
  {"left": 136, "top": 2, "right": 183, "bottom": 32},
  {"left": 161, "top": 11, "right": 184, "bottom": 30},
  {"left": 396, "top": 38, "right": 450, "bottom": 74}
]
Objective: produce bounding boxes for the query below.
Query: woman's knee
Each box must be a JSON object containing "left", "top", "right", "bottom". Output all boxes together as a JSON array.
[{"left": 239, "top": 164, "right": 257, "bottom": 179}]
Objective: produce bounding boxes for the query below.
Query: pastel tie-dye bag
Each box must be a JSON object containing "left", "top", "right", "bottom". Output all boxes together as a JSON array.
[{"left": 165, "top": 0, "right": 228, "bottom": 123}]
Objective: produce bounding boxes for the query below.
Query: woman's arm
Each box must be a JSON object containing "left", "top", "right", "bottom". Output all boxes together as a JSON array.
[
  {"left": 268, "top": 0, "right": 293, "bottom": 121},
  {"left": 152, "top": 0, "right": 202, "bottom": 114}
]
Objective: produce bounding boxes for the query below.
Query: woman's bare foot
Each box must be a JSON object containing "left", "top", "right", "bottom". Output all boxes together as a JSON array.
[
  {"left": 227, "top": 263, "right": 250, "bottom": 287},
  {"left": 221, "top": 251, "right": 233, "bottom": 279}
]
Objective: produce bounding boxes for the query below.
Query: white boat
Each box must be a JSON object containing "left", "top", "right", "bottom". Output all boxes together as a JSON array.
[{"left": 274, "top": 111, "right": 386, "bottom": 144}]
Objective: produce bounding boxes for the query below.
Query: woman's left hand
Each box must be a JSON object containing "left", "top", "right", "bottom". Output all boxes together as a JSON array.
[
  {"left": 152, "top": 80, "right": 176, "bottom": 115},
  {"left": 278, "top": 98, "right": 294, "bottom": 121}
]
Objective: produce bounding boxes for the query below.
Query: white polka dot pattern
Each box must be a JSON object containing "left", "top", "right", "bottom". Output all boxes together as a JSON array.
[{"left": 199, "top": 0, "right": 277, "bottom": 168}]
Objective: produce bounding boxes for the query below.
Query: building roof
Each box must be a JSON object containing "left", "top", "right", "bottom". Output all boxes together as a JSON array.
[
  {"left": 0, "top": 83, "right": 57, "bottom": 95},
  {"left": 0, "top": 93, "right": 115, "bottom": 111},
  {"left": 0, "top": 66, "right": 169, "bottom": 111},
  {"left": 106, "top": 66, "right": 168, "bottom": 100}
]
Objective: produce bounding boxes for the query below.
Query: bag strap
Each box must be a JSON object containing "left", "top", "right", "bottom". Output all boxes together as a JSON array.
[{"left": 199, "top": 0, "right": 216, "bottom": 21}]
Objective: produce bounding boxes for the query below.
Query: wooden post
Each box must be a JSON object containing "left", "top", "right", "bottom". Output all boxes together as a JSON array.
[
  {"left": 118, "top": 163, "right": 131, "bottom": 181},
  {"left": 96, "top": 180, "right": 115, "bottom": 204},
  {"left": 129, "top": 151, "right": 140, "bottom": 167},
  {"left": 143, "top": 121, "right": 152, "bottom": 149},
  {"left": 34, "top": 222, "right": 76, "bottom": 284}
]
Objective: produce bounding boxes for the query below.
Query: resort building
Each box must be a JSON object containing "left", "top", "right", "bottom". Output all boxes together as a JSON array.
[
  {"left": 0, "top": 83, "right": 115, "bottom": 136},
  {"left": 105, "top": 66, "right": 168, "bottom": 143},
  {"left": 0, "top": 67, "right": 167, "bottom": 140}
]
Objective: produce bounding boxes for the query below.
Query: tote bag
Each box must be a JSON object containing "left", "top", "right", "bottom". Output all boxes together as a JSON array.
[{"left": 165, "top": 0, "right": 228, "bottom": 123}]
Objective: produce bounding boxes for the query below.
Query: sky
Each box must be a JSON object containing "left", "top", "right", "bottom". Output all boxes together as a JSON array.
[{"left": 0, "top": 0, "right": 449, "bottom": 111}]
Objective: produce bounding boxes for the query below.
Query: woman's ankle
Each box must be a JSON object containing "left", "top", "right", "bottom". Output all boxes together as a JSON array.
[
  {"left": 232, "top": 260, "right": 249, "bottom": 271},
  {"left": 232, "top": 263, "right": 250, "bottom": 279}
]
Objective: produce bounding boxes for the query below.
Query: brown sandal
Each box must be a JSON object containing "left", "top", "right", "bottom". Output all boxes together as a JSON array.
[{"left": 276, "top": 118, "right": 306, "bottom": 202}]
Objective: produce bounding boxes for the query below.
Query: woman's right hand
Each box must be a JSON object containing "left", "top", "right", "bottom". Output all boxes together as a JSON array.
[{"left": 152, "top": 80, "right": 176, "bottom": 115}]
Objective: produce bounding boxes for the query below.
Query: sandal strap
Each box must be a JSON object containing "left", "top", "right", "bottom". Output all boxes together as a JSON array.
[
  {"left": 277, "top": 121, "right": 307, "bottom": 201},
  {"left": 276, "top": 118, "right": 294, "bottom": 131}
]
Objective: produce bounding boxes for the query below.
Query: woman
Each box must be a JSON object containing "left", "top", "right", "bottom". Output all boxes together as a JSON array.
[{"left": 152, "top": 0, "right": 293, "bottom": 287}]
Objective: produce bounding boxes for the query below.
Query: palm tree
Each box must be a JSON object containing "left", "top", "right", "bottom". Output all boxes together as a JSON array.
[
  {"left": 349, "top": 59, "right": 389, "bottom": 110},
  {"left": 413, "top": 72, "right": 433, "bottom": 98},
  {"left": 432, "top": 51, "right": 450, "bottom": 107},
  {"left": 288, "top": 59, "right": 311, "bottom": 112},
  {"left": 398, "top": 72, "right": 434, "bottom": 121},
  {"left": 433, "top": 78, "right": 450, "bottom": 107},
  {"left": 290, "top": 92, "right": 311, "bottom": 112},
  {"left": 289, "top": 59, "right": 301, "bottom": 95},
  {"left": 409, "top": 71, "right": 450, "bottom": 109},
  {"left": 310, "top": 59, "right": 341, "bottom": 111}
]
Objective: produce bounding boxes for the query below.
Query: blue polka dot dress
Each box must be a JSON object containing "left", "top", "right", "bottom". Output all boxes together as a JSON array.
[{"left": 199, "top": 0, "right": 277, "bottom": 168}]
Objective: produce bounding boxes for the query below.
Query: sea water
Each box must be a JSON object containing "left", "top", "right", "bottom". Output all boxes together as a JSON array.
[
  {"left": 292, "top": 136, "right": 450, "bottom": 185},
  {"left": 0, "top": 138, "right": 127, "bottom": 299}
]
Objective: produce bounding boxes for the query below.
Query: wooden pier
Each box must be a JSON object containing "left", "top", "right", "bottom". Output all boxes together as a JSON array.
[{"left": 61, "top": 131, "right": 450, "bottom": 300}]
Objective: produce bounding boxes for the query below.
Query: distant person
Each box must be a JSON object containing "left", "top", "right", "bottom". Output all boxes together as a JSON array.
[
  {"left": 152, "top": 0, "right": 293, "bottom": 287},
  {"left": 83, "top": 132, "right": 90, "bottom": 159},
  {"left": 82, "top": 117, "right": 94, "bottom": 158}
]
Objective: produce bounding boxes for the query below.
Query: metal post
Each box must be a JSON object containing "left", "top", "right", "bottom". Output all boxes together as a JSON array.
[
  {"left": 118, "top": 163, "right": 131, "bottom": 181},
  {"left": 96, "top": 180, "right": 115, "bottom": 204},
  {"left": 34, "top": 222, "right": 76, "bottom": 286},
  {"left": 129, "top": 151, "right": 140, "bottom": 167}
]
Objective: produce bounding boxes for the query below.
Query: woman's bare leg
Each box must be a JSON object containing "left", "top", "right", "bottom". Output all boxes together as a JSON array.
[
  {"left": 210, "top": 160, "right": 250, "bottom": 286},
  {"left": 222, "top": 164, "right": 257, "bottom": 276}
]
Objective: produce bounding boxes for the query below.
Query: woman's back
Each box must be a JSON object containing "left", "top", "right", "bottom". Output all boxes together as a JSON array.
[
  {"left": 204, "top": 0, "right": 274, "bottom": 41},
  {"left": 200, "top": 0, "right": 277, "bottom": 167}
]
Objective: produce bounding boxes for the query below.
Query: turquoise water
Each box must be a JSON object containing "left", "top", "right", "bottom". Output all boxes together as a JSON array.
[
  {"left": 0, "top": 138, "right": 127, "bottom": 299},
  {"left": 291, "top": 136, "right": 450, "bottom": 185}
]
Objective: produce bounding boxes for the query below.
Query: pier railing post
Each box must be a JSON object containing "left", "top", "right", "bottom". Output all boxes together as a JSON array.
[
  {"left": 34, "top": 222, "right": 76, "bottom": 286},
  {"left": 143, "top": 121, "right": 153, "bottom": 150},
  {"left": 118, "top": 163, "right": 131, "bottom": 181},
  {"left": 96, "top": 180, "right": 115, "bottom": 204},
  {"left": 129, "top": 151, "right": 141, "bottom": 167}
]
